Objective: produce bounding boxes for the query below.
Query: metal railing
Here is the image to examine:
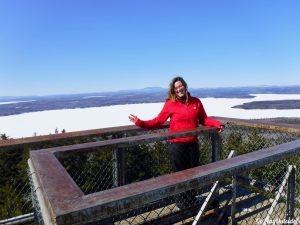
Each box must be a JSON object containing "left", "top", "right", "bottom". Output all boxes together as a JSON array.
[
  {"left": 29, "top": 118, "right": 300, "bottom": 225},
  {"left": 1, "top": 124, "right": 154, "bottom": 224},
  {"left": 1, "top": 117, "right": 300, "bottom": 224}
]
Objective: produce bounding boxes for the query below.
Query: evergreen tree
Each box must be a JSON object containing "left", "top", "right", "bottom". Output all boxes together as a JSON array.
[{"left": 0, "top": 133, "right": 9, "bottom": 140}]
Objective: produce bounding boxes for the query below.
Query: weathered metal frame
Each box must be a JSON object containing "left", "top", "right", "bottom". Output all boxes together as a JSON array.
[
  {"left": 0, "top": 117, "right": 298, "bottom": 225},
  {"left": 29, "top": 125, "right": 300, "bottom": 225},
  {"left": 28, "top": 126, "right": 218, "bottom": 225}
]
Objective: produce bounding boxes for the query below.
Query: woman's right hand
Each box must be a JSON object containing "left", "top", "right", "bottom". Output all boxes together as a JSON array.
[{"left": 128, "top": 114, "right": 138, "bottom": 124}]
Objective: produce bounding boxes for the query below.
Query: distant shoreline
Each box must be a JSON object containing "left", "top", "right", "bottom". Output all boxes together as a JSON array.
[
  {"left": 0, "top": 85, "right": 300, "bottom": 116},
  {"left": 1, "top": 94, "right": 300, "bottom": 138},
  {"left": 0, "top": 98, "right": 300, "bottom": 117},
  {"left": 233, "top": 100, "right": 300, "bottom": 110}
]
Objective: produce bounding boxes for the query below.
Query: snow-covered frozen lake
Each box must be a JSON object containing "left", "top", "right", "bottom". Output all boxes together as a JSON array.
[{"left": 0, "top": 94, "right": 300, "bottom": 138}]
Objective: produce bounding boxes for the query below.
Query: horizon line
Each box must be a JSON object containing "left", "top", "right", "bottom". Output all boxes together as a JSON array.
[{"left": 0, "top": 84, "right": 300, "bottom": 98}]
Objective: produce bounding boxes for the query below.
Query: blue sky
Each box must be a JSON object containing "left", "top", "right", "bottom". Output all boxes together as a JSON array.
[{"left": 0, "top": 0, "right": 299, "bottom": 96}]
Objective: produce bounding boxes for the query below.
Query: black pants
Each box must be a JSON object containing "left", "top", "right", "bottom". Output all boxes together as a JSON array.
[
  {"left": 168, "top": 142, "right": 200, "bottom": 172},
  {"left": 168, "top": 142, "right": 200, "bottom": 209}
]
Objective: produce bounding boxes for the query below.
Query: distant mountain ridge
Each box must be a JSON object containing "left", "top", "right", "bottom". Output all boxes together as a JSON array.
[
  {"left": 0, "top": 85, "right": 299, "bottom": 116},
  {"left": 0, "top": 85, "right": 299, "bottom": 101}
]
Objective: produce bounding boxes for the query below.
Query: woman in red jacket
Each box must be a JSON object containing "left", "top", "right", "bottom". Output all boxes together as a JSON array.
[{"left": 129, "top": 76, "right": 224, "bottom": 207}]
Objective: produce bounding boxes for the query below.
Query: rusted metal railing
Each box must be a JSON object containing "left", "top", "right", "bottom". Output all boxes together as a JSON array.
[
  {"left": 28, "top": 119, "right": 300, "bottom": 225},
  {"left": 1, "top": 117, "right": 300, "bottom": 224}
]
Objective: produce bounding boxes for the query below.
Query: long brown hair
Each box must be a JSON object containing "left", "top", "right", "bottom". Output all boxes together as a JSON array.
[{"left": 167, "top": 76, "right": 188, "bottom": 101}]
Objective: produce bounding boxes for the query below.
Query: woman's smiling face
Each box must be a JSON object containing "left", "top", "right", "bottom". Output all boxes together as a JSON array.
[{"left": 174, "top": 81, "right": 186, "bottom": 99}]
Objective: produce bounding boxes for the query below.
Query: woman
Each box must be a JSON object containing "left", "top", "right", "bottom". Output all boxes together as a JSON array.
[{"left": 128, "top": 76, "right": 224, "bottom": 208}]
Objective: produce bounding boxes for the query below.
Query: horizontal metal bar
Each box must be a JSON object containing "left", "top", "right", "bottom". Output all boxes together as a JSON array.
[
  {"left": 0, "top": 124, "right": 169, "bottom": 149},
  {"left": 0, "top": 213, "right": 34, "bottom": 225},
  {"left": 2, "top": 116, "right": 300, "bottom": 149},
  {"left": 214, "top": 116, "right": 300, "bottom": 134},
  {"left": 48, "top": 126, "right": 216, "bottom": 157}
]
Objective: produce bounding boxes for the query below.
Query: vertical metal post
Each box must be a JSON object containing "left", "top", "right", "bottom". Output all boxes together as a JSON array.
[
  {"left": 210, "top": 131, "right": 221, "bottom": 162},
  {"left": 210, "top": 131, "right": 221, "bottom": 222},
  {"left": 112, "top": 133, "right": 126, "bottom": 187},
  {"left": 286, "top": 166, "right": 296, "bottom": 222},
  {"left": 112, "top": 147, "right": 126, "bottom": 187},
  {"left": 231, "top": 174, "right": 237, "bottom": 225}
]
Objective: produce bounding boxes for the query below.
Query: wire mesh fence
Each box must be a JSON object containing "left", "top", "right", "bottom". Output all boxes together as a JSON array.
[
  {"left": 0, "top": 132, "right": 132, "bottom": 224},
  {"left": 1, "top": 120, "right": 300, "bottom": 224},
  {"left": 57, "top": 134, "right": 215, "bottom": 195},
  {"left": 66, "top": 159, "right": 299, "bottom": 225}
]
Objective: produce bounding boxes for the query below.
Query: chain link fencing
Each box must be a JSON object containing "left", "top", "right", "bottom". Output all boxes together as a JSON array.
[
  {"left": 1, "top": 120, "right": 300, "bottom": 224},
  {"left": 52, "top": 123, "right": 300, "bottom": 224}
]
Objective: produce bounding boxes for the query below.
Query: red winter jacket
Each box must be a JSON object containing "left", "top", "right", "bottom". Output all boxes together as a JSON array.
[{"left": 135, "top": 96, "right": 223, "bottom": 142}]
